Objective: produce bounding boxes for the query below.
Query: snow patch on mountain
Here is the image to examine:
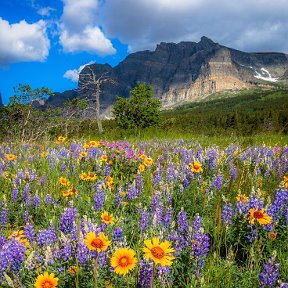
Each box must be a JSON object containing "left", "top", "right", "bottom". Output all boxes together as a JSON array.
[{"left": 254, "top": 67, "right": 278, "bottom": 82}]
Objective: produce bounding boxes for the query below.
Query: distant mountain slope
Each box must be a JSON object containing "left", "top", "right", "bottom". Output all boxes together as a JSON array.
[{"left": 78, "top": 36, "right": 288, "bottom": 109}]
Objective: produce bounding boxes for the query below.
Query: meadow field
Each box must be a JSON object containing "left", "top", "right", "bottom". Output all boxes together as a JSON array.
[{"left": 0, "top": 136, "right": 287, "bottom": 287}]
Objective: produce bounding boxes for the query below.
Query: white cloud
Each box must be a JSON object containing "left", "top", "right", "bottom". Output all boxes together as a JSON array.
[
  {"left": 0, "top": 18, "right": 50, "bottom": 66},
  {"left": 64, "top": 61, "right": 95, "bottom": 82},
  {"left": 59, "top": 0, "right": 115, "bottom": 55},
  {"left": 100, "top": 0, "right": 288, "bottom": 53},
  {"left": 37, "top": 7, "right": 56, "bottom": 17}
]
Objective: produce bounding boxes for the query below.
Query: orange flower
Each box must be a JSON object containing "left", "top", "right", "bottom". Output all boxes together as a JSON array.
[
  {"left": 57, "top": 136, "right": 66, "bottom": 142},
  {"left": 34, "top": 272, "right": 58, "bottom": 288},
  {"left": 236, "top": 194, "right": 248, "bottom": 204},
  {"left": 59, "top": 177, "right": 70, "bottom": 186},
  {"left": 143, "top": 157, "right": 153, "bottom": 167},
  {"left": 9, "top": 230, "right": 24, "bottom": 240},
  {"left": 269, "top": 231, "right": 277, "bottom": 241},
  {"left": 89, "top": 141, "right": 99, "bottom": 147},
  {"left": 6, "top": 154, "right": 16, "bottom": 161},
  {"left": 63, "top": 190, "right": 71, "bottom": 197},
  {"left": 40, "top": 151, "right": 49, "bottom": 157},
  {"left": 190, "top": 161, "right": 203, "bottom": 173},
  {"left": 83, "top": 144, "right": 90, "bottom": 150},
  {"left": 111, "top": 248, "right": 137, "bottom": 275},
  {"left": 88, "top": 172, "right": 97, "bottom": 181},
  {"left": 80, "top": 172, "right": 89, "bottom": 181},
  {"left": 79, "top": 151, "right": 88, "bottom": 158},
  {"left": 84, "top": 232, "right": 111, "bottom": 252},
  {"left": 143, "top": 237, "right": 175, "bottom": 266},
  {"left": 139, "top": 164, "right": 145, "bottom": 172},
  {"left": 69, "top": 266, "right": 79, "bottom": 275},
  {"left": 248, "top": 207, "right": 272, "bottom": 225},
  {"left": 101, "top": 211, "right": 115, "bottom": 224},
  {"left": 101, "top": 155, "right": 108, "bottom": 162},
  {"left": 63, "top": 188, "right": 77, "bottom": 197},
  {"left": 139, "top": 154, "right": 147, "bottom": 160}
]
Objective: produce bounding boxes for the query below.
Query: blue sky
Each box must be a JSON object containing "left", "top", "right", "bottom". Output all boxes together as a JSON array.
[{"left": 1, "top": 0, "right": 287, "bottom": 104}]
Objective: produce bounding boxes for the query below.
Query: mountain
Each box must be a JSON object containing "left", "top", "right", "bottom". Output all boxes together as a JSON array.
[
  {"left": 0, "top": 92, "right": 3, "bottom": 107},
  {"left": 32, "top": 90, "right": 77, "bottom": 110},
  {"left": 78, "top": 36, "right": 288, "bottom": 110}
]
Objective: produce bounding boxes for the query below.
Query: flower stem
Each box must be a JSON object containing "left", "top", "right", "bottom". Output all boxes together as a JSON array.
[
  {"left": 150, "top": 263, "right": 155, "bottom": 288},
  {"left": 94, "top": 253, "right": 99, "bottom": 288}
]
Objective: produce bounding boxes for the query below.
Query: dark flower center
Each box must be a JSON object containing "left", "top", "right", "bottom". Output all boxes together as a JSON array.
[
  {"left": 151, "top": 246, "right": 164, "bottom": 259},
  {"left": 91, "top": 238, "right": 103, "bottom": 248},
  {"left": 253, "top": 211, "right": 264, "bottom": 219}
]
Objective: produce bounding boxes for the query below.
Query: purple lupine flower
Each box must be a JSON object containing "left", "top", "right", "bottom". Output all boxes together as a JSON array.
[
  {"left": 177, "top": 210, "right": 189, "bottom": 233},
  {"left": 153, "top": 204, "right": 164, "bottom": 226},
  {"left": 29, "top": 170, "right": 37, "bottom": 181},
  {"left": 77, "top": 241, "right": 89, "bottom": 265},
  {"left": 138, "top": 260, "right": 153, "bottom": 287},
  {"left": 37, "top": 226, "right": 58, "bottom": 246},
  {"left": 153, "top": 169, "right": 163, "bottom": 187},
  {"left": 17, "top": 170, "right": 25, "bottom": 180},
  {"left": 268, "top": 189, "right": 288, "bottom": 225},
  {"left": 139, "top": 208, "right": 150, "bottom": 233},
  {"left": 191, "top": 232, "right": 210, "bottom": 278},
  {"left": 182, "top": 177, "right": 189, "bottom": 189},
  {"left": 166, "top": 163, "right": 176, "bottom": 182},
  {"left": 98, "top": 251, "right": 109, "bottom": 268},
  {"left": 247, "top": 195, "right": 264, "bottom": 210},
  {"left": 104, "top": 164, "right": 111, "bottom": 176},
  {"left": 23, "top": 183, "right": 31, "bottom": 205},
  {"left": 0, "top": 239, "right": 25, "bottom": 274},
  {"left": 24, "top": 223, "right": 35, "bottom": 244},
  {"left": 163, "top": 206, "right": 173, "bottom": 228},
  {"left": 44, "top": 194, "right": 53, "bottom": 204},
  {"left": 222, "top": 203, "right": 233, "bottom": 226},
  {"left": 157, "top": 265, "right": 172, "bottom": 286},
  {"left": 59, "top": 208, "right": 78, "bottom": 235},
  {"left": 22, "top": 210, "right": 29, "bottom": 223},
  {"left": 230, "top": 165, "right": 237, "bottom": 181},
  {"left": 127, "top": 184, "right": 138, "bottom": 200},
  {"left": 0, "top": 208, "right": 8, "bottom": 226},
  {"left": 136, "top": 174, "right": 144, "bottom": 193},
  {"left": 60, "top": 163, "right": 67, "bottom": 172},
  {"left": 192, "top": 214, "right": 202, "bottom": 232},
  {"left": 259, "top": 257, "right": 280, "bottom": 287},
  {"left": 33, "top": 194, "right": 41, "bottom": 209},
  {"left": 11, "top": 188, "right": 19, "bottom": 202},
  {"left": 39, "top": 175, "right": 47, "bottom": 185},
  {"left": 93, "top": 181, "right": 105, "bottom": 210},
  {"left": 61, "top": 241, "right": 73, "bottom": 261},
  {"left": 211, "top": 173, "right": 223, "bottom": 190},
  {"left": 207, "top": 148, "right": 217, "bottom": 170},
  {"left": 112, "top": 228, "right": 123, "bottom": 242},
  {"left": 151, "top": 193, "right": 160, "bottom": 212},
  {"left": 14, "top": 177, "right": 21, "bottom": 187},
  {"left": 0, "top": 236, "right": 8, "bottom": 249}
]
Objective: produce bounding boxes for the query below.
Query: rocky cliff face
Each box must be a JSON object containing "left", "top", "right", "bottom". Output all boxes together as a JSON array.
[
  {"left": 78, "top": 36, "right": 288, "bottom": 109},
  {"left": 32, "top": 90, "right": 77, "bottom": 110}
]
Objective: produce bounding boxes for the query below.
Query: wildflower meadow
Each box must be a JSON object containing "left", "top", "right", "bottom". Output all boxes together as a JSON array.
[{"left": 0, "top": 137, "right": 287, "bottom": 287}]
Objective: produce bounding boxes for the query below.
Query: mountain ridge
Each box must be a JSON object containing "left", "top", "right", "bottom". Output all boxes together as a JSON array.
[{"left": 38, "top": 36, "right": 288, "bottom": 113}]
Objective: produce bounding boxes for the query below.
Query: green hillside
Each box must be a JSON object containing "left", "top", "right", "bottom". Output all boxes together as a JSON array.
[{"left": 160, "top": 89, "right": 288, "bottom": 136}]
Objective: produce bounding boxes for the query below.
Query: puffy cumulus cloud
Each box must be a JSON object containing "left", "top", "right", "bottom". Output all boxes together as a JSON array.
[
  {"left": 0, "top": 18, "right": 50, "bottom": 66},
  {"left": 63, "top": 61, "right": 95, "bottom": 82},
  {"left": 59, "top": 0, "right": 115, "bottom": 55},
  {"left": 100, "top": 0, "right": 288, "bottom": 53}
]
